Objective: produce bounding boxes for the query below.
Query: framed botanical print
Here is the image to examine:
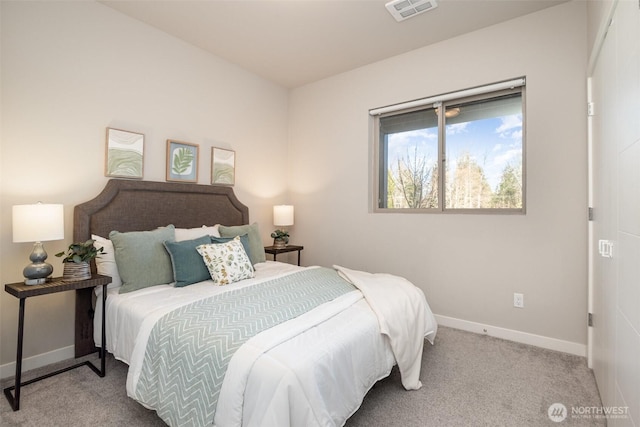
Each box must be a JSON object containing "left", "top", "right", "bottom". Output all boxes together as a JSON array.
[
  {"left": 166, "top": 140, "right": 198, "bottom": 182},
  {"left": 211, "top": 147, "right": 235, "bottom": 186},
  {"left": 105, "top": 128, "right": 144, "bottom": 179}
]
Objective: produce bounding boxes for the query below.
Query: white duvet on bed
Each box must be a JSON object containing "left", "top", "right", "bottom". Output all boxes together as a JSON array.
[
  {"left": 95, "top": 261, "right": 435, "bottom": 426},
  {"left": 95, "top": 262, "right": 306, "bottom": 364},
  {"left": 214, "top": 290, "right": 394, "bottom": 427}
]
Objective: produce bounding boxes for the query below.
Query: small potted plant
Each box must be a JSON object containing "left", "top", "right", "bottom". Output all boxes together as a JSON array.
[
  {"left": 55, "top": 239, "right": 105, "bottom": 282},
  {"left": 270, "top": 229, "right": 289, "bottom": 249}
]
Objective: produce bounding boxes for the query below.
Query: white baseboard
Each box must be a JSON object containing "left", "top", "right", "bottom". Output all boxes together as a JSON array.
[
  {"left": 435, "top": 314, "right": 587, "bottom": 357},
  {"left": 0, "top": 316, "right": 587, "bottom": 380},
  {"left": 0, "top": 345, "right": 75, "bottom": 380}
]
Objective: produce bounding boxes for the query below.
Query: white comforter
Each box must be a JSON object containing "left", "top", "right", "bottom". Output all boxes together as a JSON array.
[
  {"left": 95, "top": 262, "right": 307, "bottom": 364},
  {"left": 334, "top": 265, "right": 437, "bottom": 390},
  {"left": 95, "top": 262, "right": 437, "bottom": 426}
]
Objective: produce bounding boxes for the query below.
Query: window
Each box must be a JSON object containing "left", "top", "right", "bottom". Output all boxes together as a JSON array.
[{"left": 372, "top": 78, "right": 525, "bottom": 213}]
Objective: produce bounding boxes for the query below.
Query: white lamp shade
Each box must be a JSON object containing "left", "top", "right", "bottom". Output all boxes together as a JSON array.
[
  {"left": 12, "top": 203, "right": 65, "bottom": 243},
  {"left": 273, "top": 205, "right": 294, "bottom": 227}
]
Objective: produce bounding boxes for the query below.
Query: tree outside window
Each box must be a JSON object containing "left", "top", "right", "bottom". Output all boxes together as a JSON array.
[{"left": 375, "top": 86, "right": 525, "bottom": 214}]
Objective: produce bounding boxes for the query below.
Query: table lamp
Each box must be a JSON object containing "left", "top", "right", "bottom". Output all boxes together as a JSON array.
[
  {"left": 272, "top": 205, "right": 294, "bottom": 249},
  {"left": 12, "top": 203, "right": 64, "bottom": 285}
]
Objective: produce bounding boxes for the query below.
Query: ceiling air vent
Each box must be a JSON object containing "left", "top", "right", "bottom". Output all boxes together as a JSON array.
[{"left": 385, "top": 0, "right": 438, "bottom": 22}]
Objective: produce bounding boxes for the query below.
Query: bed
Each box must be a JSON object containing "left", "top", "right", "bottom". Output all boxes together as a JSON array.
[{"left": 73, "top": 179, "right": 437, "bottom": 427}]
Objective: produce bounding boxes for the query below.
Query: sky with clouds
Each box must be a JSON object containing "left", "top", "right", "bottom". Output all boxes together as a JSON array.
[{"left": 387, "top": 113, "right": 523, "bottom": 190}]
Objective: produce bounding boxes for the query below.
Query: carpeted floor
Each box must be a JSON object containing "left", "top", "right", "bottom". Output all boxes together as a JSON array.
[{"left": 0, "top": 326, "right": 604, "bottom": 426}]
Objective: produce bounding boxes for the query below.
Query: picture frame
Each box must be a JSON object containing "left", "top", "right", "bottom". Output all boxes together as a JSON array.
[
  {"left": 166, "top": 140, "right": 199, "bottom": 182},
  {"left": 211, "top": 147, "right": 236, "bottom": 186},
  {"left": 105, "top": 128, "right": 144, "bottom": 179}
]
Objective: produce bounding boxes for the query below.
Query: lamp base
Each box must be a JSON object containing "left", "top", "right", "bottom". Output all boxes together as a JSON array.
[
  {"left": 23, "top": 242, "right": 54, "bottom": 285},
  {"left": 24, "top": 277, "right": 48, "bottom": 285}
]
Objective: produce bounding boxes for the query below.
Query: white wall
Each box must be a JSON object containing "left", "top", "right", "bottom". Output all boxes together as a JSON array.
[
  {"left": 289, "top": 1, "right": 589, "bottom": 351},
  {"left": 0, "top": 0, "right": 593, "bottom": 373},
  {"left": 0, "top": 1, "right": 289, "bottom": 368},
  {"left": 587, "top": 0, "right": 617, "bottom": 58},
  {"left": 589, "top": 1, "right": 640, "bottom": 425}
]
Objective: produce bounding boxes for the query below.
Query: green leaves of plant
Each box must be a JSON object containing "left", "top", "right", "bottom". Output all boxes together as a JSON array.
[
  {"left": 55, "top": 239, "right": 105, "bottom": 263},
  {"left": 172, "top": 147, "right": 194, "bottom": 175}
]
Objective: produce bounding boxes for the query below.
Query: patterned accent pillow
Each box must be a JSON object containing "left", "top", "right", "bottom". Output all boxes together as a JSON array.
[
  {"left": 218, "top": 223, "right": 266, "bottom": 265},
  {"left": 196, "top": 237, "right": 254, "bottom": 285}
]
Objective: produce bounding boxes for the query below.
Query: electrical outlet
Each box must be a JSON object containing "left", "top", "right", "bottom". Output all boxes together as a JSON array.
[{"left": 514, "top": 293, "right": 524, "bottom": 308}]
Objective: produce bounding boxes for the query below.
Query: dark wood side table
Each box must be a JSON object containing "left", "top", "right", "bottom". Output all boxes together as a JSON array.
[
  {"left": 264, "top": 245, "right": 304, "bottom": 266},
  {"left": 3, "top": 274, "right": 111, "bottom": 411}
]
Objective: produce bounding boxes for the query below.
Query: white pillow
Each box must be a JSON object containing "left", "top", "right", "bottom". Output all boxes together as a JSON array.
[
  {"left": 196, "top": 237, "right": 254, "bottom": 285},
  {"left": 175, "top": 225, "right": 220, "bottom": 241},
  {"left": 92, "top": 234, "right": 122, "bottom": 293}
]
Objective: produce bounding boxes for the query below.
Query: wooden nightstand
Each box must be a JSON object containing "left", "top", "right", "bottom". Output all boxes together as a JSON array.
[
  {"left": 3, "top": 274, "right": 111, "bottom": 411},
  {"left": 264, "top": 245, "right": 304, "bottom": 266}
]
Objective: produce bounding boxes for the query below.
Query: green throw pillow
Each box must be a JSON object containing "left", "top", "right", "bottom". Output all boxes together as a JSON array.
[
  {"left": 211, "top": 234, "right": 251, "bottom": 259},
  {"left": 218, "top": 223, "right": 266, "bottom": 265},
  {"left": 163, "top": 235, "right": 212, "bottom": 287},
  {"left": 109, "top": 225, "right": 175, "bottom": 294}
]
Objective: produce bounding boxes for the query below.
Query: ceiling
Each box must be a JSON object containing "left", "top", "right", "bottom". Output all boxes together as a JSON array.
[{"left": 101, "top": 0, "right": 569, "bottom": 88}]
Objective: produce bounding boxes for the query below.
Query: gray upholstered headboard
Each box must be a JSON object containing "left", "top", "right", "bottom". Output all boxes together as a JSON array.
[
  {"left": 73, "top": 179, "right": 250, "bottom": 357},
  {"left": 74, "top": 179, "right": 249, "bottom": 242}
]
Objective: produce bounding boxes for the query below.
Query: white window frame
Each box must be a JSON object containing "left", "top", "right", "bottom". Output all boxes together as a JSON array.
[{"left": 371, "top": 78, "right": 526, "bottom": 214}]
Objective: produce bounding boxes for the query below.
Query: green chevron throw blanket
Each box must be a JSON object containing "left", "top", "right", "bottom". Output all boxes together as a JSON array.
[{"left": 133, "top": 267, "right": 355, "bottom": 427}]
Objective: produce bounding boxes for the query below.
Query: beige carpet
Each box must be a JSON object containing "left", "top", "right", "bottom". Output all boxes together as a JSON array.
[{"left": 0, "top": 326, "right": 604, "bottom": 426}]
